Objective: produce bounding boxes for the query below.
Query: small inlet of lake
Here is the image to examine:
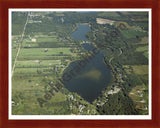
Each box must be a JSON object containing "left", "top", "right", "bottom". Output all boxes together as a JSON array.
[{"left": 63, "top": 24, "right": 112, "bottom": 103}]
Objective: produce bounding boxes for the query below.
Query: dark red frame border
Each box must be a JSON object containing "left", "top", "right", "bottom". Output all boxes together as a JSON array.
[{"left": 0, "top": 0, "right": 160, "bottom": 128}]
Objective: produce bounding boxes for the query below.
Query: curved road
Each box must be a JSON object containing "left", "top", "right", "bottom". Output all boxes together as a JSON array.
[{"left": 109, "top": 48, "right": 122, "bottom": 63}]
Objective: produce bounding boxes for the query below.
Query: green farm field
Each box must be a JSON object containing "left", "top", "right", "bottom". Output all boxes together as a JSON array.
[
  {"left": 37, "top": 36, "right": 57, "bottom": 42},
  {"left": 143, "top": 52, "right": 149, "bottom": 59},
  {"left": 136, "top": 45, "right": 148, "bottom": 52},
  {"left": 11, "top": 31, "right": 77, "bottom": 115},
  {"left": 120, "top": 28, "right": 147, "bottom": 39},
  {"left": 18, "top": 48, "right": 72, "bottom": 58},
  {"left": 137, "top": 37, "right": 148, "bottom": 44},
  {"left": 132, "top": 65, "right": 148, "bottom": 75},
  {"left": 16, "top": 60, "right": 61, "bottom": 68}
]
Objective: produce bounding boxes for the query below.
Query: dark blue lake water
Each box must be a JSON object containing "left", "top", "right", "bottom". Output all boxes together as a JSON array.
[
  {"left": 64, "top": 24, "right": 112, "bottom": 103},
  {"left": 71, "top": 24, "right": 91, "bottom": 41}
]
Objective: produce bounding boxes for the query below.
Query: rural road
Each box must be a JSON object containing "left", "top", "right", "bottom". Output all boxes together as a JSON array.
[
  {"left": 119, "top": 48, "right": 122, "bottom": 56},
  {"left": 11, "top": 12, "right": 29, "bottom": 77},
  {"left": 109, "top": 48, "right": 122, "bottom": 63}
]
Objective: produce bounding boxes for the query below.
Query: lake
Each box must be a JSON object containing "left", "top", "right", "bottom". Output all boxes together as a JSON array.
[
  {"left": 64, "top": 24, "right": 112, "bottom": 103},
  {"left": 71, "top": 24, "right": 91, "bottom": 41}
]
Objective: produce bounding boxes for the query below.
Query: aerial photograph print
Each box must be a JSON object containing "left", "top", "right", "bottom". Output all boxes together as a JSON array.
[{"left": 10, "top": 9, "right": 151, "bottom": 118}]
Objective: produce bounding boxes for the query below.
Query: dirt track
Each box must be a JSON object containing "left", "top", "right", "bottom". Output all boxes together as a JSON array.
[{"left": 11, "top": 13, "right": 29, "bottom": 77}]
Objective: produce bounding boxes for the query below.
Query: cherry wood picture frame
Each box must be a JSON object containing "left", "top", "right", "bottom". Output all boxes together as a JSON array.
[{"left": 0, "top": 0, "right": 160, "bottom": 128}]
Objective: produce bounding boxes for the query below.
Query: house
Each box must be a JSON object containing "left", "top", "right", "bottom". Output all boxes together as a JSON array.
[
  {"left": 12, "top": 101, "right": 15, "bottom": 106},
  {"left": 32, "top": 38, "right": 36, "bottom": 42},
  {"left": 44, "top": 48, "right": 48, "bottom": 52},
  {"left": 68, "top": 94, "right": 74, "bottom": 100},
  {"left": 79, "top": 105, "right": 85, "bottom": 113},
  {"left": 61, "top": 65, "right": 64, "bottom": 68},
  {"left": 140, "top": 99, "right": 145, "bottom": 103},
  {"left": 144, "top": 105, "right": 148, "bottom": 110},
  {"left": 139, "top": 93, "right": 143, "bottom": 97}
]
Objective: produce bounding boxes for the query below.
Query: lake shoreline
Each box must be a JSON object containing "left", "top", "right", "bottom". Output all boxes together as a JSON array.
[{"left": 62, "top": 24, "right": 113, "bottom": 103}]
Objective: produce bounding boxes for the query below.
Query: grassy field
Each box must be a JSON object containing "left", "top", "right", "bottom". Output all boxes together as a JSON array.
[
  {"left": 16, "top": 60, "right": 61, "bottom": 68},
  {"left": 12, "top": 76, "right": 68, "bottom": 115},
  {"left": 22, "top": 41, "right": 39, "bottom": 48},
  {"left": 123, "top": 65, "right": 148, "bottom": 75},
  {"left": 136, "top": 45, "right": 148, "bottom": 52},
  {"left": 14, "top": 67, "right": 56, "bottom": 74},
  {"left": 143, "top": 52, "right": 149, "bottom": 59},
  {"left": 37, "top": 37, "right": 57, "bottom": 42},
  {"left": 120, "top": 28, "right": 147, "bottom": 39},
  {"left": 132, "top": 65, "right": 148, "bottom": 75},
  {"left": 18, "top": 48, "right": 72, "bottom": 58},
  {"left": 22, "top": 34, "right": 60, "bottom": 48},
  {"left": 12, "top": 67, "right": 70, "bottom": 115},
  {"left": 11, "top": 33, "right": 78, "bottom": 115},
  {"left": 137, "top": 37, "right": 148, "bottom": 44}
]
